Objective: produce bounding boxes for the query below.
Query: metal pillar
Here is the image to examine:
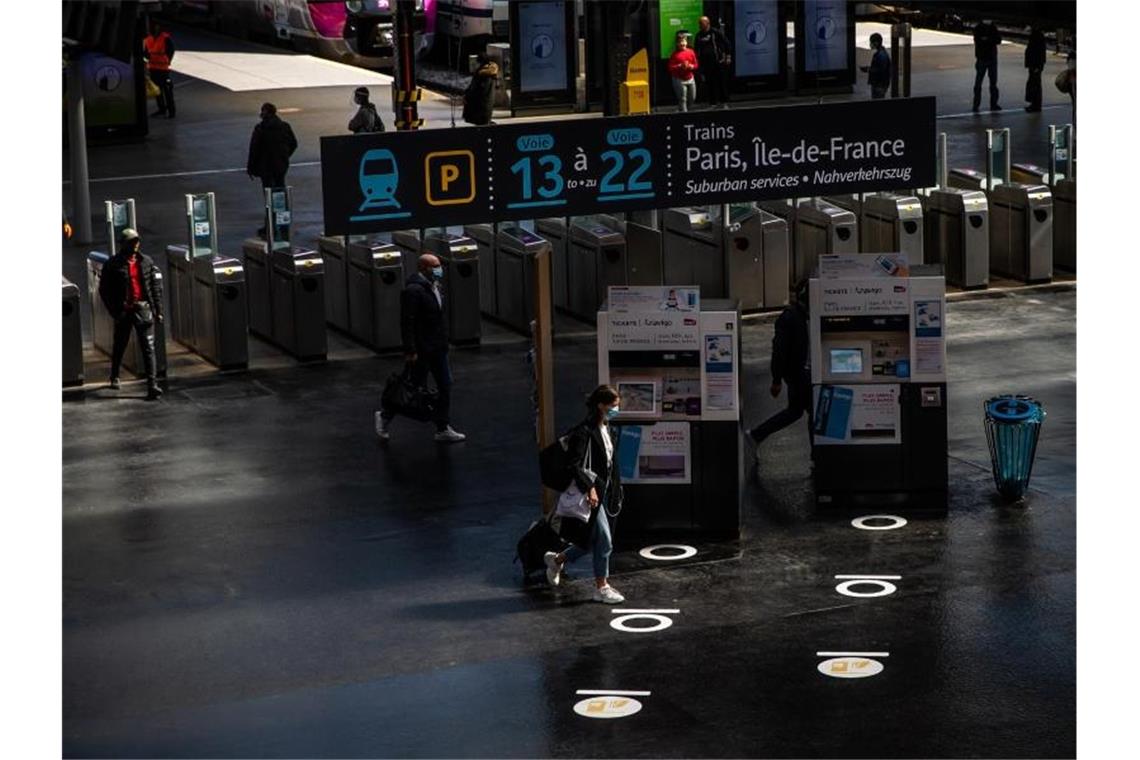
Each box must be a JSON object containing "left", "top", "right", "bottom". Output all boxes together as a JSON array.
[
  {"left": 891, "top": 23, "right": 912, "bottom": 98},
  {"left": 67, "top": 54, "right": 92, "bottom": 244},
  {"left": 393, "top": 0, "right": 420, "bottom": 130},
  {"left": 533, "top": 247, "right": 555, "bottom": 515}
]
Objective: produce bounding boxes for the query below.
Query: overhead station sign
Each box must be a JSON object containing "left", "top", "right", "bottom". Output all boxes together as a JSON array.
[{"left": 320, "top": 97, "right": 935, "bottom": 235}]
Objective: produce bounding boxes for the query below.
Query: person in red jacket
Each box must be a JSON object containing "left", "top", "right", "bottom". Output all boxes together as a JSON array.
[{"left": 668, "top": 32, "right": 699, "bottom": 112}]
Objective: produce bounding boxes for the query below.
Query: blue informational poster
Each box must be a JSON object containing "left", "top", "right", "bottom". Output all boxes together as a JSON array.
[
  {"left": 734, "top": 0, "right": 780, "bottom": 77},
  {"left": 518, "top": 0, "right": 567, "bottom": 93},
  {"left": 803, "top": 0, "right": 849, "bottom": 73}
]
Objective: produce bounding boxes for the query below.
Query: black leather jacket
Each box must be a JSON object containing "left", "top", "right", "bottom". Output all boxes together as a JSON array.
[
  {"left": 98, "top": 251, "right": 163, "bottom": 321},
  {"left": 566, "top": 417, "right": 622, "bottom": 507}
]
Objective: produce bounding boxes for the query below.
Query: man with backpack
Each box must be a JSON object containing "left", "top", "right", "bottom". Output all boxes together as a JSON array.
[{"left": 348, "top": 86, "right": 385, "bottom": 134}]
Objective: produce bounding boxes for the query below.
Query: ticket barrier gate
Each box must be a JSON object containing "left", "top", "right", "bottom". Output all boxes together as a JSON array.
[
  {"left": 168, "top": 192, "right": 249, "bottom": 369},
  {"left": 317, "top": 235, "right": 350, "bottom": 333},
  {"left": 62, "top": 277, "right": 84, "bottom": 387},
  {"left": 725, "top": 204, "right": 790, "bottom": 311},
  {"left": 861, "top": 193, "right": 925, "bottom": 263},
  {"left": 1053, "top": 179, "right": 1076, "bottom": 272},
  {"left": 347, "top": 242, "right": 403, "bottom": 351},
  {"left": 243, "top": 187, "right": 327, "bottom": 359},
  {"left": 392, "top": 229, "right": 422, "bottom": 283},
  {"left": 422, "top": 231, "right": 481, "bottom": 345},
  {"left": 463, "top": 222, "right": 498, "bottom": 319},
  {"left": 597, "top": 212, "right": 664, "bottom": 286},
  {"left": 567, "top": 217, "right": 627, "bottom": 322},
  {"left": 494, "top": 223, "right": 551, "bottom": 334},
  {"left": 662, "top": 207, "right": 726, "bottom": 297},
  {"left": 87, "top": 251, "right": 168, "bottom": 379},
  {"left": 794, "top": 201, "right": 857, "bottom": 283},
  {"left": 536, "top": 217, "right": 570, "bottom": 310},
  {"left": 924, "top": 188, "right": 990, "bottom": 290},
  {"left": 990, "top": 183, "right": 1053, "bottom": 283}
]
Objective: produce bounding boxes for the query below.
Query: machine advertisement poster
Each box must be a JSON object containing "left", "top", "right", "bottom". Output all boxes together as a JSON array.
[
  {"left": 819, "top": 279, "right": 909, "bottom": 316},
  {"left": 914, "top": 299, "right": 944, "bottom": 374},
  {"left": 320, "top": 98, "right": 936, "bottom": 234},
  {"left": 703, "top": 333, "right": 737, "bottom": 412},
  {"left": 818, "top": 253, "right": 909, "bottom": 280},
  {"left": 618, "top": 422, "right": 692, "bottom": 483},
  {"left": 813, "top": 384, "right": 901, "bottom": 445},
  {"left": 606, "top": 286, "right": 701, "bottom": 350},
  {"left": 608, "top": 286, "right": 699, "bottom": 313}
]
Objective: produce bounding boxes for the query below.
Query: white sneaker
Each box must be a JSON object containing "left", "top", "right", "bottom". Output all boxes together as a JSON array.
[
  {"left": 593, "top": 585, "right": 625, "bottom": 604},
  {"left": 544, "top": 551, "right": 562, "bottom": 587},
  {"left": 375, "top": 412, "right": 390, "bottom": 441},
  {"left": 434, "top": 426, "right": 467, "bottom": 443}
]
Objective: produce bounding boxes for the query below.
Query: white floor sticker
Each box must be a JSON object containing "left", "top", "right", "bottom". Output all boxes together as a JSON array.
[
  {"left": 851, "top": 515, "right": 908, "bottom": 531},
  {"left": 574, "top": 696, "right": 644, "bottom": 718},
  {"left": 638, "top": 544, "right": 698, "bottom": 561}
]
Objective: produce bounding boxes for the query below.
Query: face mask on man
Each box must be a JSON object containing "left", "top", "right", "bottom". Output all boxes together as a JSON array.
[{"left": 431, "top": 266, "right": 444, "bottom": 280}]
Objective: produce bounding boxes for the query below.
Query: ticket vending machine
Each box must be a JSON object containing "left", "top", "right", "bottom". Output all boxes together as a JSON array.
[
  {"left": 87, "top": 198, "right": 167, "bottom": 379},
  {"left": 243, "top": 187, "right": 327, "bottom": 360},
  {"left": 597, "top": 286, "right": 743, "bottom": 543},
  {"left": 167, "top": 192, "right": 249, "bottom": 370},
  {"left": 662, "top": 207, "right": 726, "bottom": 297},
  {"left": 809, "top": 255, "right": 948, "bottom": 509}
]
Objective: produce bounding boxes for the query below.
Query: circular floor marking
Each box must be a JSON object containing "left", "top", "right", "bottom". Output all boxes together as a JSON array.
[
  {"left": 817, "top": 657, "right": 885, "bottom": 679},
  {"left": 610, "top": 613, "right": 675, "bottom": 634},
  {"left": 638, "top": 544, "right": 698, "bottom": 561},
  {"left": 851, "top": 514, "right": 908, "bottom": 531},
  {"left": 573, "top": 696, "right": 644, "bottom": 718}
]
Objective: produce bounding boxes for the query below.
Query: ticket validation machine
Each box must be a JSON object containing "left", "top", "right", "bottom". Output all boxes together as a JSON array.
[
  {"left": 421, "top": 231, "right": 481, "bottom": 346},
  {"left": 316, "top": 234, "right": 351, "bottom": 333},
  {"left": 662, "top": 207, "right": 726, "bottom": 298},
  {"left": 809, "top": 256, "right": 948, "bottom": 509},
  {"left": 597, "top": 287, "right": 743, "bottom": 542},
  {"left": 860, "top": 193, "right": 925, "bottom": 264},
  {"left": 463, "top": 222, "right": 498, "bottom": 320},
  {"left": 724, "top": 203, "right": 790, "bottom": 312},
  {"left": 598, "top": 212, "right": 664, "bottom": 287},
  {"left": 536, "top": 217, "right": 571, "bottom": 310},
  {"left": 244, "top": 187, "right": 327, "bottom": 360},
  {"left": 568, "top": 217, "right": 627, "bottom": 323},
  {"left": 347, "top": 240, "right": 404, "bottom": 352},
  {"left": 494, "top": 223, "right": 551, "bottom": 335},
  {"left": 88, "top": 198, "right": 167, "bottom": 378},
  {"left": 924, "top": 188, "right": 989, "bottom": 289},
  {"left": 167, "top": 193, "right": 249, "bottom": 370},
  {"left": 795, "top": 200, "right": 858, "bottom": 283},
  {"left": 392, "top": 229, "right": 422, "bottom": 283},
  {"left": 990, "top": 184, "right": 1053, "bottom": 284}
]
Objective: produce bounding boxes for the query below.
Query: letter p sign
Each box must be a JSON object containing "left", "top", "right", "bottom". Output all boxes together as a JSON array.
[{"left": 425, "top": 150, "right": 476, "bottom": 206}]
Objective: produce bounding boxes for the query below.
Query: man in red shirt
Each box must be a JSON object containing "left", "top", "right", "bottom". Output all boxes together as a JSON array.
[
  {"left": 98, "top": 229, "right": 164, "bottom": 400},
  {"left": 668, "top": 33, "right": 699, "bottom": 112}
]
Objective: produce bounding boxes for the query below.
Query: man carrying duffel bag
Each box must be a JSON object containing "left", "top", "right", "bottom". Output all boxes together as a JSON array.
[{"left": 376, "top": 253, "right": 466, "bottom": 443}]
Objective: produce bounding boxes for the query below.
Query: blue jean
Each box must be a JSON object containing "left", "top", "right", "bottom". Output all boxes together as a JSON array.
[
  {"left": 563, "top": 503, "right": 613, "bottom": 580},
  {"left": 973, "top": 59, "right": 999, "bottom": 107},
  {"left": 671, "top": 77, "right": 696, "bottom": 112}
]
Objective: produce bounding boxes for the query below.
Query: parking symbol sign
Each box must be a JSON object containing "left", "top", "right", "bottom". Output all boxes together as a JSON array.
[{"left": 425, "top": 150, "right": 476, "bottom": 206}]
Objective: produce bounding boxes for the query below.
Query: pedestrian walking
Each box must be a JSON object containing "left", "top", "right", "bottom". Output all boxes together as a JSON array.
[
  {"left": 862, "top": 32, "right": 891, "bottom": 99},
  {"left": 247, "top": 102, "right": 298, "bottom": 235},
  {"left": 972, "top": 19, "right": 1003, "bottom": 111},
  {"left": 543, "top": 385, "right": 626, "bottom": 604},
  {"left": 348, "top": 86, "right": 385, "bottom": 133},
  {"left": 143, "top": 21, "right": 176, "bottom": 118},
  {"left": 748, "top": 280, "right": 811, "bottom": 451},
  {"left": 694, "top": 16, "right": 732, "bottom": 108},
  {"left": 98, "top": 228, "right": 164, "bottom": 400},
  {"left": 1024, "top": 26, "right": 1046, "bottom": 112},
  {"left": 462, "top": 53, "right": 499, "bottom": 125},
  {"left": 668, "top": 33, "right": 699, "bottom": 112},
  {"left": 376, "top": 253, "right": 467, "bottom": 443}
]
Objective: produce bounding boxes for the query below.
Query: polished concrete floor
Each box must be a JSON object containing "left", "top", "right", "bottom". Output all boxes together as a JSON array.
[{"left": 62, "top": 22, "right": 1076, "bottom": 759}]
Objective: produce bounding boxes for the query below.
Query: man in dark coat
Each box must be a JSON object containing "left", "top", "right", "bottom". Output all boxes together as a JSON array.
[
  {"left": 98, "top": 228, "right": 164, "bottom": 400},
  {"left": 1024, "top": 27, "right": 1047, "bottom": 112},
  {"left": 694, "top": 16, "right": 732, "bottom": 107},
  {"left": 246, "top": 102, "right": 298, "bottom": 189},
  {"left": 348, "top": 86, "right": 385, "bottom": 133},
  {"left": 462, "top": 55, "right": 498, "bottom": 126},
  {"left": 862, "top": 32, "right": 891, "bottom": 99},
  {"left": 749, "top": 280, "right": 811, "bottom": 447},
  {"left": 972, "top": 20, "right": 1003, "bottom": 111},
  {"left": 376, "top": 253, "right": 466, "bottom": 443}
]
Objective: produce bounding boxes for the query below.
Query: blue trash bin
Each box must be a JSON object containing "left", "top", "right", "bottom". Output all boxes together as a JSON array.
[{"left": 984, "top": 395, "right": 1046, "bottom": 501}]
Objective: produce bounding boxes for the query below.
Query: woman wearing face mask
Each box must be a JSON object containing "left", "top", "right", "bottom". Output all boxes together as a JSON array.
[{"left": 544, "top": 384, "right": 625, "bottom": 603}]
